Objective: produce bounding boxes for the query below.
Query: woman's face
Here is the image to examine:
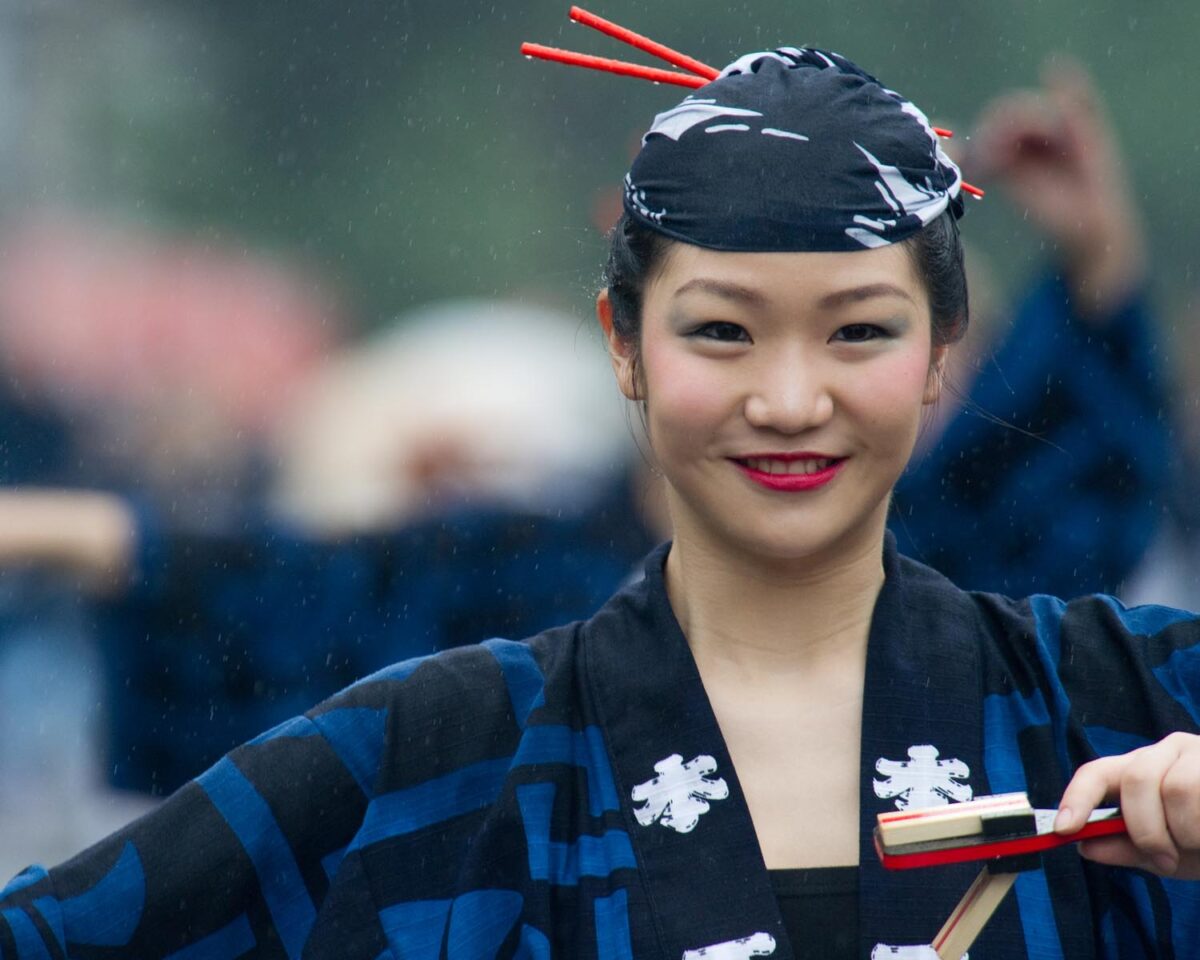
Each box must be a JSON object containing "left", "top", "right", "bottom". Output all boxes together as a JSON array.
[{"left": 602, "top": 241, "right": 945, "bottom": 567}]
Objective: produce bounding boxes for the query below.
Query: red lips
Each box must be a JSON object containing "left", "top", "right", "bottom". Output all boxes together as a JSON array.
[{"left": 732, "top": 455, "right": 847, "bottom": 491}]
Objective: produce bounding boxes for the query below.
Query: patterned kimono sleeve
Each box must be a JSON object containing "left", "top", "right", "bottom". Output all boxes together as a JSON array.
[
  {"left": 1054, "top": 595, "right": 1200, "bottom": 956},
  {"left": 0, "top": 678, "right": 388, "bottom": 959}
]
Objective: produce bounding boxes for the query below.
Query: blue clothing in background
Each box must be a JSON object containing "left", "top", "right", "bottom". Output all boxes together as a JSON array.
[
  {"left": 893, "top": 273, "right": 1167, "bottom": 598},
  {"left": 0, "top": 379, "right": 76, "bottom": 486},
  {"left": 98, "top": 479, "right": 654, "bottom": 795}
]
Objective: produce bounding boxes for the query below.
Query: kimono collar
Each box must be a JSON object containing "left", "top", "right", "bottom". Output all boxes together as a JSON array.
[{"left": 584, "top": 535, "right": 1005, "bottom": 957}]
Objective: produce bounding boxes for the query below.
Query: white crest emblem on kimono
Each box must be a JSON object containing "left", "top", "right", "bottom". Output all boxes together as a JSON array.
[
  {"left": 631, "top": 753, "right": 729, "bottom": 833},
  {"left": 872, "top": 945, "right": 964, "bottom": 960},
  {"left": 683, "top": 931, "right": 776, "bottom": 959},
  {"left": 873, "top": 744, "right": 972, "bottom": 809}
]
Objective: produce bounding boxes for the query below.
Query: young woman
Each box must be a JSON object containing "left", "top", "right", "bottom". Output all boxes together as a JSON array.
[{"left": 1, "top": 45, "right": 1197, "bottom": 960}]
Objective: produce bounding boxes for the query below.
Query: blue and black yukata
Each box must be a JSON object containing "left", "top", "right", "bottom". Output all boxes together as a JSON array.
[{"left": 3, "top": 537, "right": 1200, "bottom": 958}]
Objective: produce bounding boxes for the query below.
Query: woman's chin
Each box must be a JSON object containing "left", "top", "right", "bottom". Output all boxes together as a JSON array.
[
  {"left": 716, "top": 521, "right": 855, "bottom": 568},
  {"left": 695, "top": 500, "right": 892, "bottom": 570}
]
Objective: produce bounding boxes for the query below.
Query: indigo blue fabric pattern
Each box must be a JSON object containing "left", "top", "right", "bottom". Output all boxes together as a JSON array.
[
  {"left": 4, "top": 540, "right": 1200, "bottom": 958},
  {"left": 893, "top": 273, "right": 1167, "bottom": 598}
]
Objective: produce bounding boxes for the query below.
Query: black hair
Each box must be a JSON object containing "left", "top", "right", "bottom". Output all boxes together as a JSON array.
[
  {"left": 603, "top": 209, "right": 969, "bottom": 373},
  {"left": 603, "top": 212, "right": 672, "bottom": 348},
  {"left": 902, "top": 211, "right": 970, "bottom": 348}
]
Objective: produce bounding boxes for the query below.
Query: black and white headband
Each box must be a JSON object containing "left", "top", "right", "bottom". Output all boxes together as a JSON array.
[{"left": 524, "top": 10, "right": 978, "bottom": 253}]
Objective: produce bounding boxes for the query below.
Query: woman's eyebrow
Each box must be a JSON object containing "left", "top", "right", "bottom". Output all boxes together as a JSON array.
[
  {"left": 672, "top": 277, "right": 767, "bottom": 306},
  {"left": 817, "top": 283, "right": 915, "bottom": 309}
]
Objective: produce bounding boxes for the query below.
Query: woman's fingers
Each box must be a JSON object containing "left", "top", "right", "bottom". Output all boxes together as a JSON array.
[
  {"left": 1161, "top": 734, "right": 1200, "bottom": 851},
  {"left": 1060, "top": 734, "right": 1200, "bottom": 878},
  {"left": 1079, "top": 835, "right": 1200, "bottom": 880},
  {"left": 1056, "top": 754, "right": 1122, "bottom": 833},
  {"left": 1076, "top": 834, "right": 1146, "bottom": 869},
  {"left": 1118, "top": 744, "right": 1180, "bottom": 875}
]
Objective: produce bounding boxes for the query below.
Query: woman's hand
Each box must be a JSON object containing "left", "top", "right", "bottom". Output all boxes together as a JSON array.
[
  {"left": 1056, "top": 732, "right": 1200, "bottom": 879},
  {"left": 968, "top": 58, "right": 1145, "bottom": 321}
]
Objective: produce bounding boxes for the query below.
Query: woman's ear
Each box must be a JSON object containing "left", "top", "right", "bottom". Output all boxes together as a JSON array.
[
  {"left": 923, "top": 344, "right": 950, "bottom": 405},
  {"left": 596, "top": 289, "right": 640, "bottom": 401}
]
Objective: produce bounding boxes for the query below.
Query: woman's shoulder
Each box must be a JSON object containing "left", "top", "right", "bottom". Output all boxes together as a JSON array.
[
  {"left": 895, "top": 548, "right": 1200, "bottom": 741},
  {"left": 968, "top": 581, "right": 1200, "bottom": 655},
  {"left": 993, "top": 590, "right": 1200, "bottom": 702},
  {"left": 894, "top": 543, "right": 1199, "bottom": 644},
  {"left": 320, "top": 619, "right": 585, "bottom": 717},
  {"left": 894, "top": 545, "right": 1200, "bottom": 678}
]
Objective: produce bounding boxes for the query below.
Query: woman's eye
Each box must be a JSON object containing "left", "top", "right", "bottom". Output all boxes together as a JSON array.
[
  {"left": 833, "top": 323, "right": 887, "bottom": 343},
  {"left": 691, "top": 321, "right": 749, "bottom": 342}
]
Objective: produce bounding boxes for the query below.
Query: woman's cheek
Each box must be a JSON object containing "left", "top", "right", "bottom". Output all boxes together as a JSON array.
[
  {"left": 642, "top": 347, "right": 730, "bottom": 431},
  {"left": 853, "top": 350, "right": 935, "bottom": 427}
]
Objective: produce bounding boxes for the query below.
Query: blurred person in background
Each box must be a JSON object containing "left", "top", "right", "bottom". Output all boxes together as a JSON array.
[
  {"left": 1123, "top": 293, "right": 1200, "bottom": 608},
  {"left": 0, "top": 296, "right": 657, "bottom": 800},
  {"left": 0, "top": 60, "right": 1168, "bottom": 810},
  {"left": 0, "top": 213, "right": 338, "bottom": 519},
  {"left": 0, "top": 213, "right": 339, "bottom": 875},
  {"left": 267, "top": 300, "right": 636, "bottom": 535},
  {"left": 0, "top": 245, "right": 94, "bottom": 877},
  {"left": 891, "top": 59, "right": 1166, "bottom": 598}
]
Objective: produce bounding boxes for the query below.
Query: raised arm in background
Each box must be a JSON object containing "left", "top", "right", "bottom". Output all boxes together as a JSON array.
[{"left": 890, "top": 60, "right": 1166, "bottom": 598}]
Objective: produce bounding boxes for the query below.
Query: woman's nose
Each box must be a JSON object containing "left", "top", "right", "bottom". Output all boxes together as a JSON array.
[{"left": 742, "top": 357, "right": 834, "bottom": 433}]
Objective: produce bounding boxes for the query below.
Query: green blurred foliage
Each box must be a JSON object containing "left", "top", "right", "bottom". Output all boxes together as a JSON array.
[{"left": 14, "top": 0, "right": 1200, "bottom": 331}]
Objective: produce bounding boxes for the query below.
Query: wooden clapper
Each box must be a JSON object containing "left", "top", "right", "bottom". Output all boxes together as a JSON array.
[{"left": 875, "top": 792, "right": 1126, "bottom": 960}]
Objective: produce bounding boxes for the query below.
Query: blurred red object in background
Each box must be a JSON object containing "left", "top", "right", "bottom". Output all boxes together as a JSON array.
[{"left": 0, "top": 212, "right": 341, "bottom": 437}]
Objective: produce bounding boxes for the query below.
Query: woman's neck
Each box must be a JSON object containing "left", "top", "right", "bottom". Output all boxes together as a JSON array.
[{"left": 664, "top": 516, "right": 886, "bottom": 680}]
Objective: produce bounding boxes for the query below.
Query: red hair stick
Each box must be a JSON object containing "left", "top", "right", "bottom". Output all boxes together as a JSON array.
[
  {"left": 929, "top": 128, "right": 985, "bottom": 195},
  {"left": 523, "top": 11, "right": 984, "bottom": 199},
  {"left": 520, "top": 43, "right": 707, "bottom": 89},
  {"left": 568, "top": 6, "right": 719, "bottom": 80}
]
